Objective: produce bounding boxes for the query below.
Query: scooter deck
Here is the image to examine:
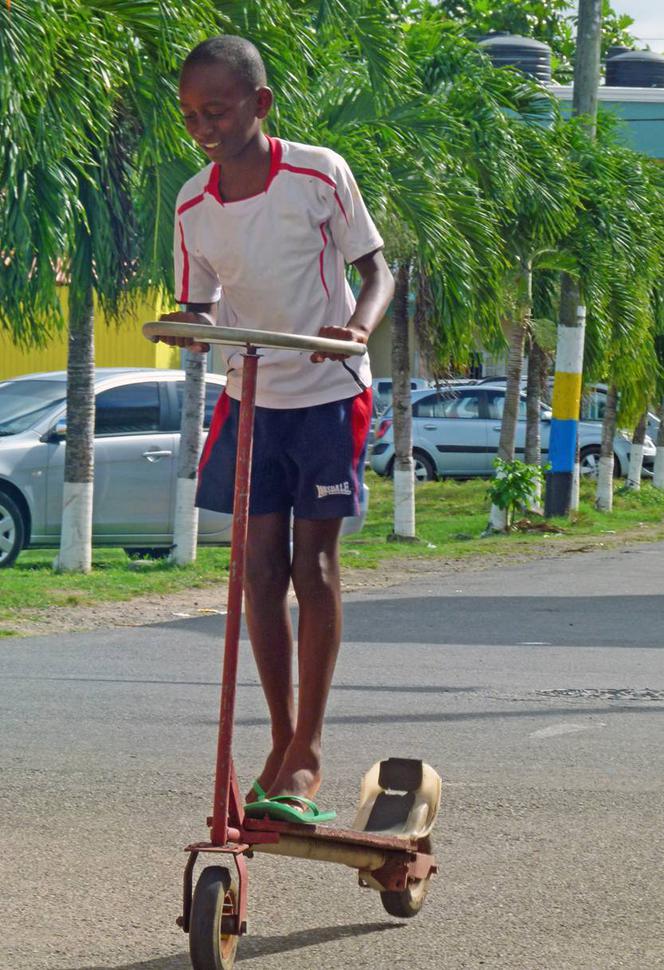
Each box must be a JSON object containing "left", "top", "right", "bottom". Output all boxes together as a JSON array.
[{"left": 241, "top": 816, "right": 419, "bottom": 852}]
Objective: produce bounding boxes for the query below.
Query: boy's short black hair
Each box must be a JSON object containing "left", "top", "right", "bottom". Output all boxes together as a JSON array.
[{"left": 182, "top": 35, "right": 267, "bottom": 89}]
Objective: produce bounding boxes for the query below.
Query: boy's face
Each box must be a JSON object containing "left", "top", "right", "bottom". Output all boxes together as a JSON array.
[{"left": 179, "top": 62, "right": 272, "bottom": 163}]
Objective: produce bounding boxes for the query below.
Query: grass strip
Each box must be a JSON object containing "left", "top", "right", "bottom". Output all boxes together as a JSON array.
[{"left": 1, "top": 473, "right": 664, "bottom": 614}]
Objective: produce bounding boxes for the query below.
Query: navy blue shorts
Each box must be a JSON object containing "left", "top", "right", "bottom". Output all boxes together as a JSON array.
[{"left": 196, "top": 388, "right": 372, "bottom": 519}]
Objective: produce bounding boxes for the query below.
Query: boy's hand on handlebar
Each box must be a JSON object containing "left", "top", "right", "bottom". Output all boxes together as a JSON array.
[
  {"left": 311, "top": 325, "right": 367, "bottom": 363},
  {"left": 154, "top": 311, "right": 212, "bottom": 353}
]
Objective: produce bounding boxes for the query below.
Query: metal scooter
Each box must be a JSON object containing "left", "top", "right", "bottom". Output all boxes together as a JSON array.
[{"left": 143, "top": 320, "right": 442, "bottom": 970}]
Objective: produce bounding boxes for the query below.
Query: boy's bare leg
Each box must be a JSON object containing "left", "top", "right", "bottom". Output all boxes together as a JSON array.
[
  {"left": 243, "top": 511, "right": 295, "bottom": 801},
  {"left": 267, "top": 516, "right": 343, "bottom": 801}
]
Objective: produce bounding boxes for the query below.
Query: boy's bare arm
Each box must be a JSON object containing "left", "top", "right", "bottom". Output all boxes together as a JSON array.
[
  {"left": 157, "top": 302, "right": 217, "bottom": 353},
  {"left": 312, "top": 249, "right": 394, "bottom": 362}
]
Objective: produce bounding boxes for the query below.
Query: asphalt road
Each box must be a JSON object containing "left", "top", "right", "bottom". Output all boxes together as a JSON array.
[{"left": 2, "top": 542, "right": 664, "bottom": 970}]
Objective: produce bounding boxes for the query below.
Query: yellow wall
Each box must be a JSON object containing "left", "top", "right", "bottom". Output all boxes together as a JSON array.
[
  {"left": 0, "top": 290, "right": 180, "bottom": 380},
  {"left": 367, "top": 316, "right": 420, "bottom": 379}
]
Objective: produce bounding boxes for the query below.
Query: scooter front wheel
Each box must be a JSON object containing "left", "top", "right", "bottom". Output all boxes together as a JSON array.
[{"left": 189, "top": 866, "right": 239, "bottom": 970}]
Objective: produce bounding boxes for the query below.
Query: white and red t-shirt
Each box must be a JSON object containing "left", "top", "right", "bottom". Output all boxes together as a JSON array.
[{"left": 174, "top": 137, "right": 383, "bottom": 409}]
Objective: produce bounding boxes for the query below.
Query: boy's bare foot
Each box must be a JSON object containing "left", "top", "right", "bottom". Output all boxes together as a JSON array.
[
  {"left": 267, "top": 740, "right": 322, "bottom": 803},
  {"left": 244, "top": 742, "right": 291, "bottom": 804}
]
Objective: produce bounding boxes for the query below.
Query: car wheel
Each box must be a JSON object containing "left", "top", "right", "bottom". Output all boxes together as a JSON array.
[
  {"left": 579, "top": 446, "right": 619, "bottom": 479},
  {"left": 123, "top": 547, "right": 172, "bottom": 560},
  {"left": 413, "top": 451, "right": 436, "bottom": 482},
  {"left": 387, "top": 452, "right": 436, "bottom": 482},
  {"left": 0, "top": 491, "right": 26, "bottom": 569}
]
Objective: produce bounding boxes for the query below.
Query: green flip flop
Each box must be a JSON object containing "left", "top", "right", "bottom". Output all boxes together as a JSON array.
[
  {"left": 243, "top": 794, "right": 336, "bottom": 825},
  {"left": 250, "top": 779, "right": 267, "bottom": 800}
]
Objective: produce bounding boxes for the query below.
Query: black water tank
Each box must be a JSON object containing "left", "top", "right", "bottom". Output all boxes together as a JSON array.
[
  {"left": 606, "top": 45, "right": 632, "bottom": 61},
  {"left": 606, "top": 50, "right": 664, "bottom": 88},
  {"left": 478, "top": 33, "right": 552, "bottom": 83}
]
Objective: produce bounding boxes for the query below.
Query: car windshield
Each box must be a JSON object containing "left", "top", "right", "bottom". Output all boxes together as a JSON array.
[{"left": 0, "top": 379, "right": 67, "bottom": 435}]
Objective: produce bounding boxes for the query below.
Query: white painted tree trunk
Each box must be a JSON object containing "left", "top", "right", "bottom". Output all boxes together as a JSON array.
[
  {"left": 393, "top": 466, "right": 415, "bottom": 536},
  {"left": 570, "top": 457, "right": 580, "bottom": 511},
  {"left": 596, "top": 457, "right": 614, "bottom": 511},
  {"left": 390, "top": 260, "right": 416, "bottom": 539},
  {"left": 627, "top": 445, "right": 644, "bottom": 491},
  {"left": 595, "top": 384, "right": 617, "bottom": 512},
  {"left": 488, "top": 495, "right": 507, "bottom": 532},
  {"left": 627, "top": 412, "right": 647, "bottom": 491},
  {"left": 654, "top": 448, "right": 664, "bottom": 490},
  {"left": 56, "top": 482, "right": 94, "bottom": 572},
  {"left": 171, "top": 350, "right": 207, "bottom": 565},
  {"left": 654, "top": 403, "right": 664, "bottom": 489}
]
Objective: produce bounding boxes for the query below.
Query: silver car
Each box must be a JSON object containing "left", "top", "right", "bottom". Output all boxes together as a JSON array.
[
  {"left": 369, "top": 383, "right": 655, "bottom": 482},
  {"left": 0, "top": 369, "right": 367, "bottom": 567},
  {"left": 372, "top": 376, "right": 430, "bottom": 415}
]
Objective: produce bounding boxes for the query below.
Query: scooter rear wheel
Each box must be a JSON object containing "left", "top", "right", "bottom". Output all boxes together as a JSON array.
[
  {"left": 189, "top": 866, "right": 239, "bottom": 970},
  {"left": 380, "top": 837, "right": 433, "bottom": 919}
]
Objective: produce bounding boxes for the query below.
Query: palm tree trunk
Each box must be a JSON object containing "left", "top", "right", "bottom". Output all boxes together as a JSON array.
[
  {"left": 596, "top": 384, "right": 617, "bottom": 511},
  {"left": 391, "top": 259, "right": 416, "bottom": 540},
  {"left": 497, "top": 324, "right": 527, "bottom": 461},
  {"left": 627, "top": 410, "right": 647, "bottom": 491},
  {"left": 171, "top": 350, "right": 207, "bottom": 564},
  {"left": 57, "top": 270, "right": 95, "bottom": 573},
  {"left": 525, "top": 338, "right": 542, "bottom": 465},
  {"left": 488, "top": 261, "right": 530, "bottom": 531},
  {"left": 654, "top": 399, "right": 664, "bottom": 490},
  {"left": 525, "top": 337, "right": 545, "bottom": 510}
]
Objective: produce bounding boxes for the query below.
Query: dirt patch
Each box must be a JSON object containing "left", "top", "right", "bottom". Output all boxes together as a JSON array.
[{"left": 3, "top": 526, "right": 662, "bottom": 638}]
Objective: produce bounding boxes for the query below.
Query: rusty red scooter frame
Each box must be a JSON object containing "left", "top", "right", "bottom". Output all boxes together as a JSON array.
[{"left": 143, "top": 322, "right": 439, "bottom": 970}]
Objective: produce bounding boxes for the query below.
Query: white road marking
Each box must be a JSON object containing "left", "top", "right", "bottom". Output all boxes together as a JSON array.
[{"left": 530, "top": 722, "right": 606, "bottom": 738}]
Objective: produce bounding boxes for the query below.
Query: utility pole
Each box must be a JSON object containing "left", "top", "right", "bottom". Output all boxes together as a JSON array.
[{"left": 544, "top": 0, "right": 602, "bottom": 517}]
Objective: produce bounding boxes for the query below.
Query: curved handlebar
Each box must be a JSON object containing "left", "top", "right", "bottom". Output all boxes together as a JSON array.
[{"left": 142, "top": 321, "right": 367, "bottom": 357}]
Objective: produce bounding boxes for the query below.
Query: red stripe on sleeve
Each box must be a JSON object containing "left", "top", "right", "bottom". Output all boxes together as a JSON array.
[
  {"left": 276, "top": 162, "right": 349, "bottom": 225},
  {"left": 277, "top": 162, "right": 336, "bottom": 188},
  {"left": 333, "top": 191, "right": 349, "bottom": 225},
  {"left": 177, "top": 192, "right": 206, "bottom": 215},
  {"left": 319, "top": 224, "right": 330, "bottom": 300},
  {"left": 177, "top": 220, "right": 189, "bottom": 303}
]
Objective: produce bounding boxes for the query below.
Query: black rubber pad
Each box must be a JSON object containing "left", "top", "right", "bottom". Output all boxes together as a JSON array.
[
  {"left": 364, "top": 792, "right": 416, "bottom": 833},
  {"left": 378, "top": 758, "right": 423, "bottom": 792}
]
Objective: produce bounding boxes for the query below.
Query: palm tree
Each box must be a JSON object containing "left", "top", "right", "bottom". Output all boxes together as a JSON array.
[
  {"left": 2, "top": 2, "right": 138, "bottom": 570},
  {"left": 394, "top": 16, "right": 582, "bottom": 532},
  {"left": 266, "top": 8, "right": 509, "bottom": 539},
  {"left": 484, "top": 118, "right": 579, "bottom": 531},
  {"left": 569, "top": 130, "right": 664, "bottom": 511},
  {"left": 388, "top": 21, "right": 562, "bottom": 535},
  {"left": 1, "top": 0, "right": 216, "bottom": 571}
]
